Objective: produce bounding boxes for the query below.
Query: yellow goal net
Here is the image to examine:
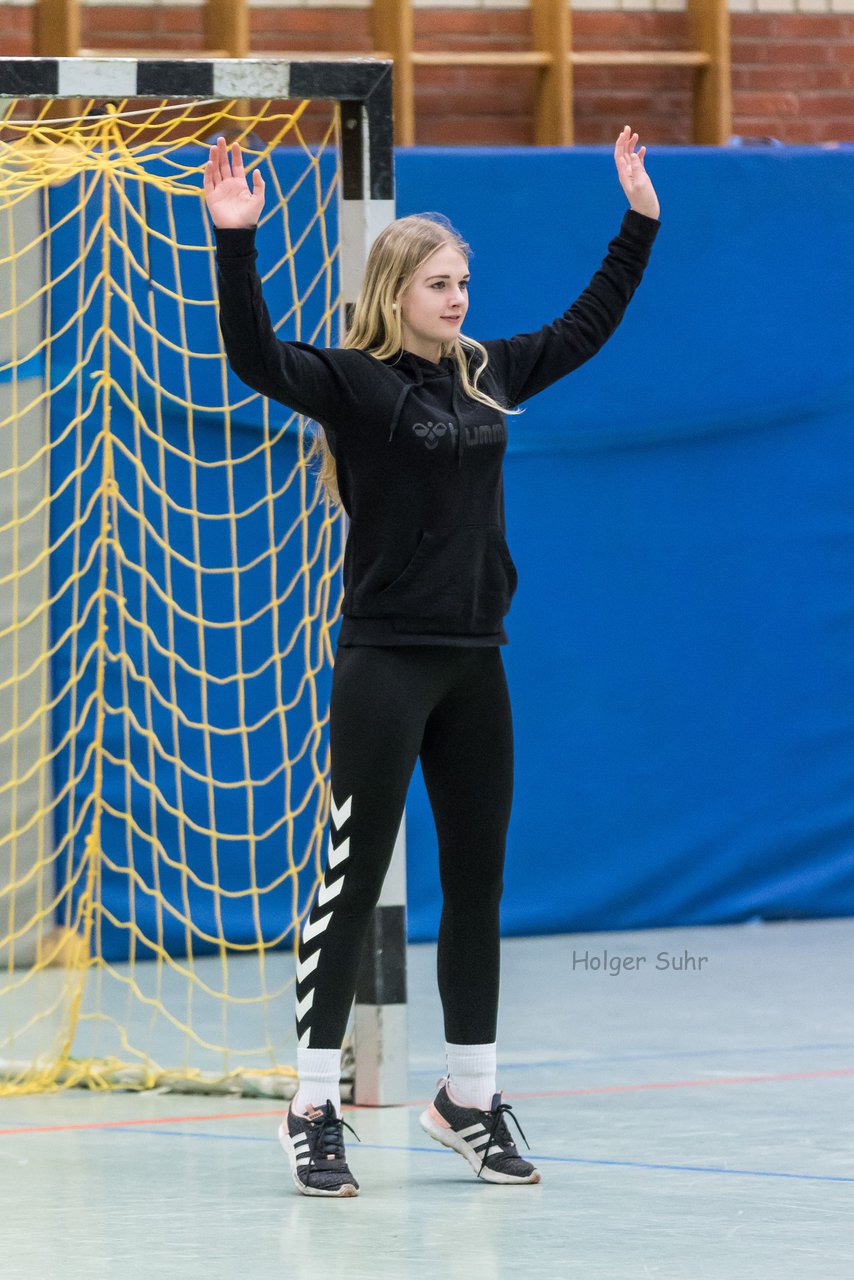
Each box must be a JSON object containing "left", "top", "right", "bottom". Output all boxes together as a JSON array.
[{"left": 0, "top": 60, "right": 394, "bottom": 1097}]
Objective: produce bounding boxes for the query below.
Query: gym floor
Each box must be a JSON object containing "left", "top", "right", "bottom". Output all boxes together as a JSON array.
[{"left": 2, "top": 917, "right": 853, "bottom": 1279}]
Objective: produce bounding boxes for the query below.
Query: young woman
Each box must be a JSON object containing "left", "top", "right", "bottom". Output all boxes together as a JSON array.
[{"left": 204, "top": 126, "right": 661, "bottom": 1198}]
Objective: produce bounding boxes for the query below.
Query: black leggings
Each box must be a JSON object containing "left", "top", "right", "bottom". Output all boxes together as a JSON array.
[{"left": 295, "top": 644, "right": 514, "bottom": 1048}]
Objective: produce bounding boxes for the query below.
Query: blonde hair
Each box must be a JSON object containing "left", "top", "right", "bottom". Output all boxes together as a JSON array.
[{"left": 304, "top": 212, "right": 520, "bottom": 507}]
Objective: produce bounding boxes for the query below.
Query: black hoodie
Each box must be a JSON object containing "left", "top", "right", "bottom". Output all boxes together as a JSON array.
[{"left": 214, "top": 208, "right": 660, "bottom": 646}]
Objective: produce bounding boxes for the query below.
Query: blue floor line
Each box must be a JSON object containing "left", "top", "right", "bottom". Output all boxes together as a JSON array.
[{"left": 100, "top": 1125, "right": 854, "bottom": 1184}]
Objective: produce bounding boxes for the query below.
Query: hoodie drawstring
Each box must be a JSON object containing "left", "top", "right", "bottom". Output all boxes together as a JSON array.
[
  {"left": 387, "top": 361, "right": 424, "bottom": 446},
  {"left": 451, "top": 366, "right": 465, "bottom": 469}
]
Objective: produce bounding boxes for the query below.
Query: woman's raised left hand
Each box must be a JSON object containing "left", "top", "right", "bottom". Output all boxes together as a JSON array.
[{"left": 614, "top": 126, "right": 660, "bottom": 221}]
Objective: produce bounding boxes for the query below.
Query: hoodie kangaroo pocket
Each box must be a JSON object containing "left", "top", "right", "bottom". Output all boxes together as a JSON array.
[{"left": 375, "top": 524, "right": 518, "bottom": 634}]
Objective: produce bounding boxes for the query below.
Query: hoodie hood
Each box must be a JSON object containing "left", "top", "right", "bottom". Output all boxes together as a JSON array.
[{"left": 383, "top": 350, "right": 468, "bottom": 468}]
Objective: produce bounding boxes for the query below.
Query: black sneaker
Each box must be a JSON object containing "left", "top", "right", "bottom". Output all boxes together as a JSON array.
[
  {"left": 419, "top": 1076, "right": 541, "bottom": 1184},
  {"left": 278, "top": 1099, "right": 361, "bottom": 1197}
]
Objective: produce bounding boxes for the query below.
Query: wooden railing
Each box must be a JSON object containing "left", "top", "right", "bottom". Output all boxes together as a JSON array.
[{"left": 34, "top": 0, "right": 732, "bottom": 144}]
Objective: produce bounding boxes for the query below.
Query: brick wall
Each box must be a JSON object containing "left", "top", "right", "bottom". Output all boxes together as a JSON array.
[
  {"left": 0, "top": 3, "right": 852, "bottom": 144},
  {"left": 0, "top": 0, "right": 32, "bottom": 55},
  {"left": 730, "top": 13, "right": 854, "bottom": 143}
]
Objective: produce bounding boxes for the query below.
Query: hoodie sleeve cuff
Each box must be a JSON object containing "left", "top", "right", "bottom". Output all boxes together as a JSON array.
[
  {"left": 621, "top": 208, "right": 661, "bottom": 243},
  {"left": 213, "top": 225, "right": 258, "bottom": 259}
]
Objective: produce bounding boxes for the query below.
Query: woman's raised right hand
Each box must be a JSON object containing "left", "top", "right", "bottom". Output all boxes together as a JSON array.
[{"left": 203, "top": 136, "right": 266, "bottom": 229}]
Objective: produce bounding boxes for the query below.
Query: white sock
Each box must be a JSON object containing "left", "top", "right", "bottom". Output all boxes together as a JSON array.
[
  {"left": 291, "top": 1047, "right": 342, "bottom": 1116},
  {"left": 445, "top": 1040, "right": 498, "bottom": 1110}
]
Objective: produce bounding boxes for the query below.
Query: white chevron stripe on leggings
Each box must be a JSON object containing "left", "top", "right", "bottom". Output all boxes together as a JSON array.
[
  {"left": 295, "top": 988, "right": 314, "bottom": 1021},
  {"left": 330, "top": 789, "right": 352, "bottom": 830},
  {"left": 301, "top": 911, "right": 332, "bottom": 946},
  {"left": 296, "top": 948, "right": 321, "bottom": 984},
  {"left": 327, "top": 832, "right": 350, "bottom": 869},
  {"left": 295, "top": 789, "right": 353, "bottom": 1050},
  {"left": 317, "top": 873, "right": 345, "bottom": 908}
]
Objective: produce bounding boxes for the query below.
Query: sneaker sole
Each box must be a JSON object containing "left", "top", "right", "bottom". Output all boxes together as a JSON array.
[
  {"left": 277, "top": 1121, "right": 359, "bottom": 1197},
  {"left": 418, "top": 1108, "right": 541, "bottom": 1185}
]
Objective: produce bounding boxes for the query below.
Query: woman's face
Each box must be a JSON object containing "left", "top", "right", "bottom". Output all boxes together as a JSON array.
[{"left": 397, "top": 242, "right": 470, "bottom": 361}]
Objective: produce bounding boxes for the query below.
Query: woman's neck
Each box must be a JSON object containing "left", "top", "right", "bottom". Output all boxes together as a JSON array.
[{"left": 401, "top": 337, "right": 444, "bottom": 364}]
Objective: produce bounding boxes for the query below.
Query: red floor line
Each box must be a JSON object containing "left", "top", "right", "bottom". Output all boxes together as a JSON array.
[
  {"left": 0, "top": 1109, "right": 284, "bottom": 1136},
  {"left": 2, "top": 1066, "right": 853, "bottom": 1136},
  {"left": 495, "top": 1066, "right": 854, "bottom": 1103}
]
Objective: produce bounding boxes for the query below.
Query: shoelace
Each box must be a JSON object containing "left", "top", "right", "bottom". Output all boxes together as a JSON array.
[
  {"left": 478, "top": 1100, "right": 530, "bottom": 1176},
  {"left": 434, "top": 1077, "right": 532, "bottom": 1177},
  {"left": 307, "top": 1105, "right": 361, "bottom": 1165}
]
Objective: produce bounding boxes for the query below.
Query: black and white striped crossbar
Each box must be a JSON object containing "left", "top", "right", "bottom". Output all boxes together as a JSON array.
[{"left": 0, "top": 57, "right": 393, "bottom": 204}]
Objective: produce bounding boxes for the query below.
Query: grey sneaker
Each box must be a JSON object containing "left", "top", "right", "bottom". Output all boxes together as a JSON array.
[
  {"left": 278, "top": 1099, "right": 360, "bottom": 1197},
  {"left": 419, "top": 1076, "right": 541, "bottom": 1184}
]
